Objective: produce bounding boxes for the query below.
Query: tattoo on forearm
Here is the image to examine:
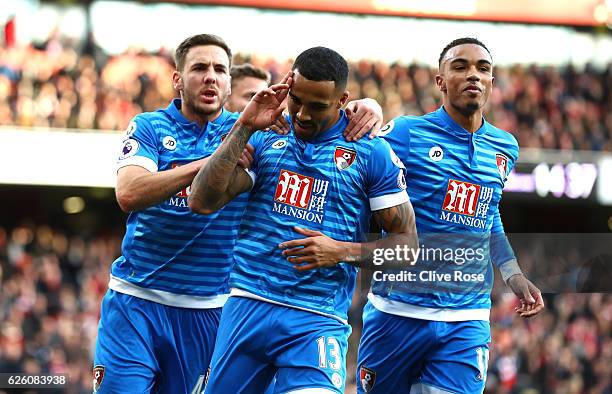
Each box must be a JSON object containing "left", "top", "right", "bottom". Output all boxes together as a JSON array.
[
  {"left": 191, "top": 122, "right": 252, "bottom": 206},
  {"left": 372, "top": 202, "right": 415, "bottom": 234}
]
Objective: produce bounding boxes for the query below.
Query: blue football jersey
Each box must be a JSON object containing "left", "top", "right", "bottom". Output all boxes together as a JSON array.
[
  {"left": 371, "top": 106, "right": 518, "bottom": 320},
  {"left": 230, "top": 111, "right": 409, "bottom": 322},
  {"left": 111, "top": 99, "right": 246, "bottom": 308}
]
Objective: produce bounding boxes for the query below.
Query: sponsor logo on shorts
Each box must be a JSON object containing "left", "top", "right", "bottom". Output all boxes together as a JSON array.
[
  {"left": 359, "top": 365, "right": 376, "bottom": 393},
  {"left": 331, "top": 372, "right": 343, "bottom": 389},
  {"left": 92, "top": 365, "right": 105, "bottom": 393}
]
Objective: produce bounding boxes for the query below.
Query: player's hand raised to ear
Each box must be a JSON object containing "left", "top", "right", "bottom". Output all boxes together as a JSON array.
[
  {"left": 238, "top": 71, "right": 292, "bottom": 131},
  {"left": 279, "top": 227, "right": 347, "bottom": 271}
]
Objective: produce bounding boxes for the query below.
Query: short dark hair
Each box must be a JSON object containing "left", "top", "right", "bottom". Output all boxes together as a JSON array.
[
  {"left": 174, "top": 34, "right": 232, "bottom": 71},
  {"left": 438, "top": 37, "right": 491, "bottom": 67},
  {"left": 230, "top": 64, "right": 271, "bottom": 88},
  {"left": 292, "top": 47, "right": 348, "bottom": 90}
]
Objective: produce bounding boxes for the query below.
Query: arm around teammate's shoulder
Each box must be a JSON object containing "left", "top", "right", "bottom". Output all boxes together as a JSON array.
[{"left": 116, "top": 160, "right": 205, "bottom": 212}]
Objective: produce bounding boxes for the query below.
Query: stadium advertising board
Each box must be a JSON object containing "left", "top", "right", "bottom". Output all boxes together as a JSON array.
[{"left": 179, "top": 0, "right": 610, "bottom": 26}]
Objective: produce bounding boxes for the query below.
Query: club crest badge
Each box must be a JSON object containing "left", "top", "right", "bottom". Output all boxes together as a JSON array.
[
  {"left": 496, "top": 153, "right": 508, "bottom": 180},
  {"left": 334, "top": 146, "right": 357, "bottom": 171},
  {"left": 359, "top": 366, "right": 376, "bottom": 393},
  {"left": 92, "top": 365, "right": 105, "bottom": 392}
]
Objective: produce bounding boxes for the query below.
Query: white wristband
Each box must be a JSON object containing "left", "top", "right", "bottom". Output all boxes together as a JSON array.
[{"left": 498, "top": 259, "right": 523, "bottom": 283}]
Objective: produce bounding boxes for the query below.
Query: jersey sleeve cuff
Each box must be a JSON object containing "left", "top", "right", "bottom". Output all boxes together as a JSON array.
[
  {"left": 116, "top": 156, "right": 158, "bottom": 173},
  {"left": 244, "top": 168, "right": 256, "bottom": 189},
  {"left": 369, "top": 191, "right": 409, "bottom": 211}
]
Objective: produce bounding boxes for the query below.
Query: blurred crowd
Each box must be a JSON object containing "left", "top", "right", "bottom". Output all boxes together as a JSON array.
[
  {"left": 0, "top": 224, "right": 118, "bottom": 393},
  {"left": 0, "top": 42, "right": 610, "bottom": 151},
  {"left": 0, "top": 223, "right": 610, "bottom": 393}
]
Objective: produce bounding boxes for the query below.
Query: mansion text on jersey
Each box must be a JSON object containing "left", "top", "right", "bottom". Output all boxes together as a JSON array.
[
  {"left": 272, "top": 202, "right": 324, "bottom": 224},
  {"left": 439, "top": 211, "right": 486, "bottom": 229}
]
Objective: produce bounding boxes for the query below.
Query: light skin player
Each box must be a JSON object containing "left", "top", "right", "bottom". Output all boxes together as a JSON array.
[{"left": 225, "top": 63, "right": 271, "bottom": 113}]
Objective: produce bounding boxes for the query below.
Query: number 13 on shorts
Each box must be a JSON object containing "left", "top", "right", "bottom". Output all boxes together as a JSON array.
[{"left": 317, "top": 336, "right": 342, "bottom": 370}]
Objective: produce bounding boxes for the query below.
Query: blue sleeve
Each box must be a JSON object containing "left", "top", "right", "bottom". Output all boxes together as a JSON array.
[
  {"left": 117, "top": 115, "right": 159, "bottom": 173},
  {"left": 490, "top": 198, "right": 521, "bottom": 282},
  {"left": 365, "top": 138, "right": 409, "bottom": 211},
  {"left": 379, "top": 116, "right": 411, "bottom": 164},
  {"left": 491, "top": 131, "right": 519, "bottom": 265}
]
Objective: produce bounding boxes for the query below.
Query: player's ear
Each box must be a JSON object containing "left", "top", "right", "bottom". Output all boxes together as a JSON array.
[
  {"left": 338, "top": 91, "right": 349, "bottom": 108},
  {"left": 172, "top": 71, "right": 183, "bottom": 92},
  {"left": 435, "top": 74, "right": 446, "bottom": 93}
]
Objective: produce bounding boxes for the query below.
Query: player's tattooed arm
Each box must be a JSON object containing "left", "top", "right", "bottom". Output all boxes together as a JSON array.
[
  {"left": 189, "top": 72, "right": 292, "bottom": 214},
  {"left": 188, "top": 122, "right": 254, "bottom": 214},
  {"left": 280, "top": 200, "right": 418, "bottom": 270},
  {"left": 360, "top": 200, "right": 419, "bottom": 268}
]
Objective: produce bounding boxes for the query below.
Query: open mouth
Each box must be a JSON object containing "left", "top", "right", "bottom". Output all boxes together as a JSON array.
[{"left": 201, "top": 89, "right": 218, "bottom": 103}]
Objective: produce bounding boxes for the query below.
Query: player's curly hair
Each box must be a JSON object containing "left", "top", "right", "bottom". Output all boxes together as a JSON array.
[
  {"left": 292, "top": 47, "right": 348, "bottom": 90},
  {"left": 438, "top": 37, "right": 491, "bottom": 66},
  {"left": 174, "top": 34, "right": 232, "bottom": 71}
]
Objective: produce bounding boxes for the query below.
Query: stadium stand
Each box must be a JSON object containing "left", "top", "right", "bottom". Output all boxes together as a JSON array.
[{"left": 0, "top": 43, "right": 610, "bottom": 151}]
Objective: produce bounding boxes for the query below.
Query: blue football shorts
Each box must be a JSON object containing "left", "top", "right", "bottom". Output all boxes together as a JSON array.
[
  {"left": 356, "top": 301, "right": 490, "bottom": 394},
  {"left": 93, "top": 289, "right": 221, "bottom": 394},
  {"left": 204, "top": 296, "right": 351, "bottom": 394}
]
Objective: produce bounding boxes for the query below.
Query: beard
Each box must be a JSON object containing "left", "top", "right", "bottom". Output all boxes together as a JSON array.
[{"left": 183, "top": 87, "right": 225, "bottom": 119}]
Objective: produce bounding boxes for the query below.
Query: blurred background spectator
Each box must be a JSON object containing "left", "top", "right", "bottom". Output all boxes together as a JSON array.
[{"left": 0, "top": 41, "right": 610, "bottom": 151}]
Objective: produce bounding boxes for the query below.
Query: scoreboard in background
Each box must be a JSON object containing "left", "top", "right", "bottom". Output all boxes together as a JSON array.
[{"left": 504, "top": 149, "right": 612, "bottom": 205}]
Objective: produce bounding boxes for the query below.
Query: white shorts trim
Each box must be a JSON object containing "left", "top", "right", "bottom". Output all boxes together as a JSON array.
[
  {"left": 283, "top": 389, "right": 339, "bottom": 394},
  {"left": 369, "top": 191, "right": 409, "bottom": 211},
  {"left": 410, "top": 382, "right": 458, "bottom": 394},
  {"left": 368, "top": 293, "right": 490, "bottom": 322},
  {"left": 230, "top": 288, "right": 348, "bottom": 325},
  {"left": 109, "top": 275, "right": 229, "bottom": 309}
]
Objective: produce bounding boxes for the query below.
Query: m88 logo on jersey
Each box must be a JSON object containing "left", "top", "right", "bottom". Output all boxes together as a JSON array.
[
  {"left": 440, "top": 179, "right": 493, "bottom": 229},
  {"left": 442, "top": 179, "right": 481, "bottom": 216},
  {"left": 273, "top": 169, "right": 329, "bottom": 224}
]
